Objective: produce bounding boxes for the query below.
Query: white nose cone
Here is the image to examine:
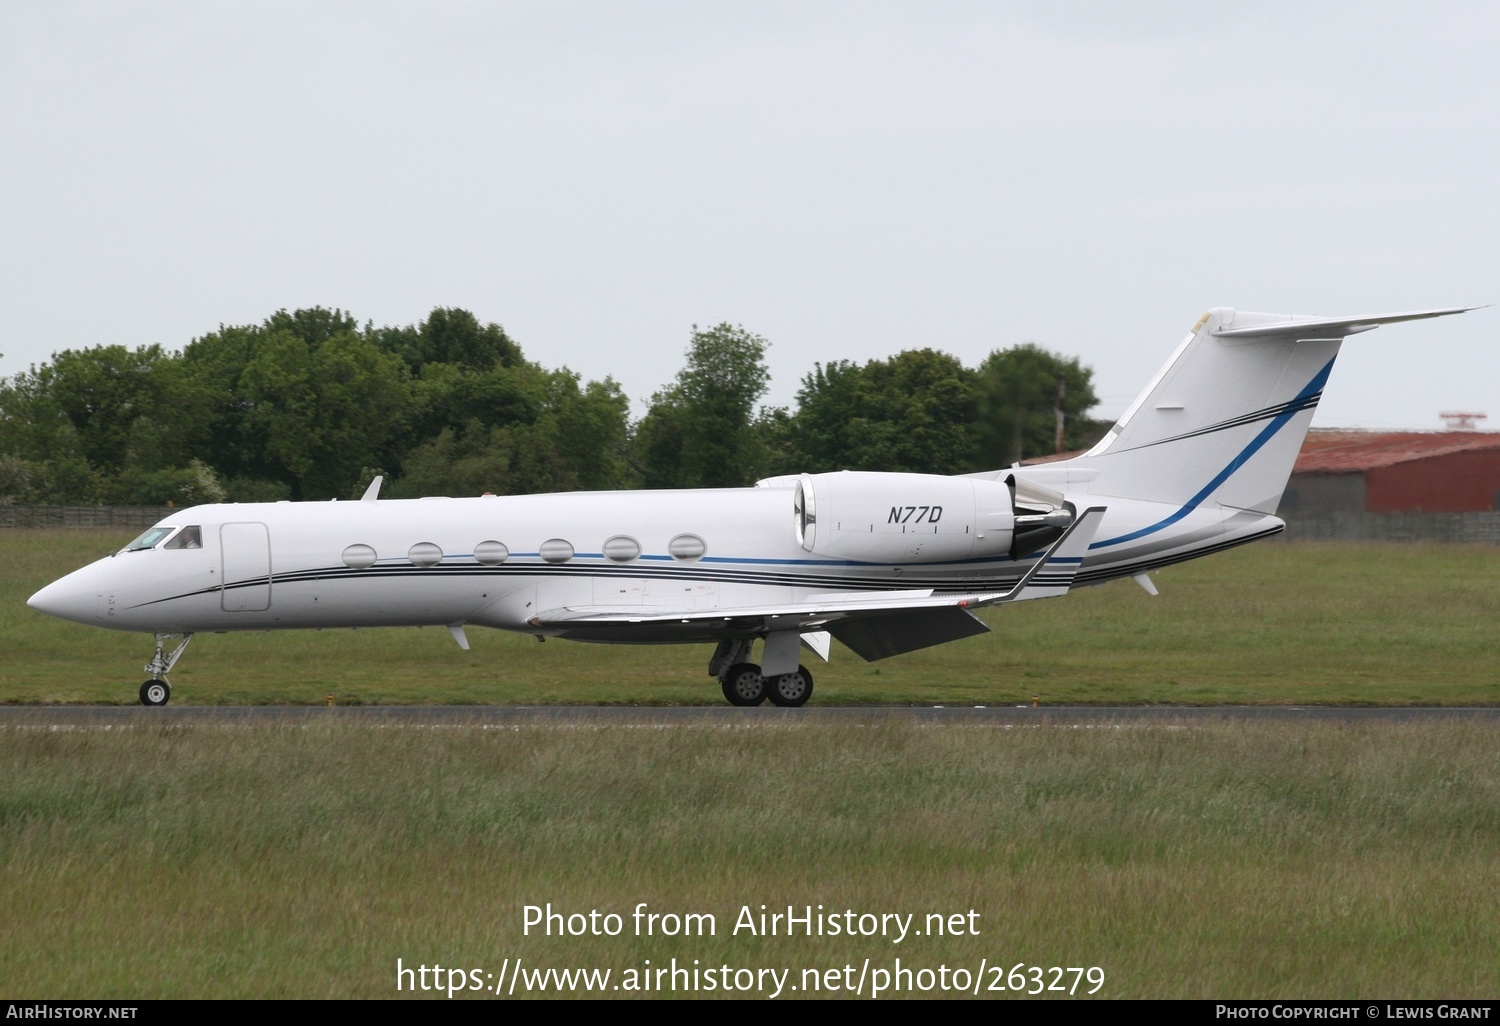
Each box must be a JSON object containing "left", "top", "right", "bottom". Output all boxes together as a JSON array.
[{"left": 27, "top": 575, "right": 96, "bottom": 625}]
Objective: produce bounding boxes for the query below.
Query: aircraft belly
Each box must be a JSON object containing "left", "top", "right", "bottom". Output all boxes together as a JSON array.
[{"left": 554, "top": 621, "right": 744, "bottom": 645}]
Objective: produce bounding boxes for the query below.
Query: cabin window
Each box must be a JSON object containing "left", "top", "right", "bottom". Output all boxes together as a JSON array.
[
  {"left": 408, "top": 542, "right": 444, "bottom": 567},
  {"left": 539, "top": 539, "right": 574, "bottom": 564},
  {"left": 342, "top": 544, "right": 377, "bottom": 569},
  {"left": 474, "top": 540, "right": 509, "bottom": 565},
  {"left": 122, "top": 527, "right": 176, "bottom": 552},
  {"left": 163, "top": 526, "right": 202, "bottom": 549},
  {"left": 602, "top": 535, "right": 641, "bottom": 562},
  {"left": 668, "top": 534, "right": 707, "bottom": 561}
]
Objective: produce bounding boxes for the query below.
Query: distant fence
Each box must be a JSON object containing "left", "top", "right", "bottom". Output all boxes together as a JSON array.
[
  {"left": 1277, "top": 511, "right": 1500, "bottom": 543},
  {"left": 0, "top": 506, "right": 175, "bottom": 530}
]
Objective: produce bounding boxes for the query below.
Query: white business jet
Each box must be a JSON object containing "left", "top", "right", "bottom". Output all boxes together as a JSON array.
[{"left": 27, "top": 306, "right": 1476, "bottom": 707}]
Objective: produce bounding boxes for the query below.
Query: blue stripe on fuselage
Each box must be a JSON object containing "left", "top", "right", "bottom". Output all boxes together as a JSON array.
[{"left": 1090, "top": 357, "right": 1333, "bottom": 549}]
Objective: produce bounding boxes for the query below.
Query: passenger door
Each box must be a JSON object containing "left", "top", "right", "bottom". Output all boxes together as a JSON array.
[{"left": 220, "top": 522, "right": 272, "bottom": 611}]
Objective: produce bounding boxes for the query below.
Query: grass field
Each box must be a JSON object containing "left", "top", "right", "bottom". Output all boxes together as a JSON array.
[
  {"left": 4, "top": 532, "right": 1498, "bottom": 999},
  {"left": 1, "top": 716, "right": 1496, "bottom": 998},
  {"left": 3, "top": 530, "right": 1499, "bottom": 706}
]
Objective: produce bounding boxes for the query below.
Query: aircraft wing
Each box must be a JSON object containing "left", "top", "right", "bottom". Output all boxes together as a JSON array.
[{"left": 531, "top": 507, "right": 1106, "bottom": 660}]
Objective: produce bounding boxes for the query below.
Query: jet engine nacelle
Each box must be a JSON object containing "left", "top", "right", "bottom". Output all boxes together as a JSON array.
[{"left": 793, "top": 471, "right": 1018, "bottom": 564}]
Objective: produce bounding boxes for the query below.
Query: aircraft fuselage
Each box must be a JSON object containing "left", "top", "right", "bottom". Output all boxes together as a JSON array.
[{"left": 29, "top": 479, "right": 1277, "bottom": 643}]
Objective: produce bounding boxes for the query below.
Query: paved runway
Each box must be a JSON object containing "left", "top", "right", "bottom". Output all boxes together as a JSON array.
[{"left": 2, "top": 704, "right": 1498, "bottom": 726}]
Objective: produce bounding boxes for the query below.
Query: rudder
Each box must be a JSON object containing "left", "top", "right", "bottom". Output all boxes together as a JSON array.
[{"left": 1079, "top": 308, "right": 1340, "bottom": 514}]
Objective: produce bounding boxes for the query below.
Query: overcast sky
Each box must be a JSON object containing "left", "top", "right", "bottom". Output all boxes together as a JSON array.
[{"left": 2, "top": 1, "right": 1495, "bottom": 428}]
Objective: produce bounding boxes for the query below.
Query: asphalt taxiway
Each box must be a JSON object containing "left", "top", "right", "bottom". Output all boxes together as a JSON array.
[{"left": 2, "top": 705, "right": 1497, "bottom": 727}]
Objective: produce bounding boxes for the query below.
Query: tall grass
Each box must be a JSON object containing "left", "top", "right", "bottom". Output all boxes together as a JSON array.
[{"left": 1, "top": 717, "right": 1496, "bottom": 997}]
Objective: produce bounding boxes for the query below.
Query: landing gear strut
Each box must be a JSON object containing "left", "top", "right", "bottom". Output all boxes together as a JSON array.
[
  {"left": 712, "top": 639, "right": 764, "bottom": 706},
  {"left": 139, "top": 633, "right": 193, "bottom": 706}
]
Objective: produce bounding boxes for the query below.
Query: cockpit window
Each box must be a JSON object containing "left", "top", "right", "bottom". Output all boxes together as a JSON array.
[
  {"left": 123, "top": 527, "right": 176, "bottom": 552},
  {"left": 122, "top": 525, "right": 203, "bottom": 552},
  {"left": 163, "top": 526, "right": 202, "bottom": 549}
]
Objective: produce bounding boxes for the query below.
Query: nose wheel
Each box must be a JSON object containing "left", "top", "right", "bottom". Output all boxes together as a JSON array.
[
  {"left": 139, "top": 679, "right": 171, "bottom": 706},
  {"left": 138, "top": 633, "right": 193, "bottom": 706}
]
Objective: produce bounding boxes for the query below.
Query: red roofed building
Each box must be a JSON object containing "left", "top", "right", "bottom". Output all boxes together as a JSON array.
[
  {"left": 1023, "top": 428, "right": 1500, "bottom": 539},
  {"left": 1282, "top": 430, "right": 1500, "bottom": 515}
]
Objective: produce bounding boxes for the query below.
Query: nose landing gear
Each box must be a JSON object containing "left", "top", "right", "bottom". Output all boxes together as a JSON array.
[{"left": 139, "top": 633, "right": 193, "bottom": 706}]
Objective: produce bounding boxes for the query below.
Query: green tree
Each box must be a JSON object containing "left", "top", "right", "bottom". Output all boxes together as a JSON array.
[
  {"left": 785, "top": 349, "right": 979, "bottom": 475},
  {"left": 371, "top": 307, "right": 522, "bottom": 374},
  {"left": 1, "top": 304, "right": 631, "bottom": 504},
  {"left": 264, "top": 308, "right": 360, "bottom": 347},
  {"left": 636, "top": 324, "right": 772, "bottom": 488},
  {"left": 180, "top": 311, "right": 378, "bottom": 497},
  {"left": 552, "top": 373, "right": 633, "bottom": 491},
  {"left": 975, "top": 343, "right": 1104, "bottom": 466},
  {"left": 0, "top": 370, "right": 99, "bottom": 502},
  {"left": 16, "top": 345, "right": 212, "bottom": 475},
  {"left": 238, "top": 330, "right": 414, "bottom": 499},
  {"left": 0, "top": 343, "right": 218, "bottom": 504},
  {"left": 389, "top": 422, "right": 519, "bottom": 498}
]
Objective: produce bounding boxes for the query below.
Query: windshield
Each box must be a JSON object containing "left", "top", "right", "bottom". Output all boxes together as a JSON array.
[
  {"left": 123, "top": 527, "right": 176, "bottom": 552},
  {"left": 121, "top": 525, "right": 203, "bottom": 552}
]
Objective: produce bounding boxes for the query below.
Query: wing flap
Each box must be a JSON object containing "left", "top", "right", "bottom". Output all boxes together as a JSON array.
[{"left": 827, "top": 606, "right": 990, "bottom": 661}]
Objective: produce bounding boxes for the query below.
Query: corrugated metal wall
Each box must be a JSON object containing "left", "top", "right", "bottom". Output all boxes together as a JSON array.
[
  {"left": 1365, "top": 449, "right": 1500, "bottom": 512},
  {"left": 1276, "top": 511, "right": 1500, "bottom": 542}
]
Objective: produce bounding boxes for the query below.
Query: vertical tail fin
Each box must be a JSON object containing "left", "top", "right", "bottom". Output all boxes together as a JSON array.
[{"left": 1076, "top": 306, "right": 1474, "bottom": 514}]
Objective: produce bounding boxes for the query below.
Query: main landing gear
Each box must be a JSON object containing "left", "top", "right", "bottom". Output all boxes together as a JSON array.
[
  {"left": 710, "top": 640, "right": 815, "bottom": 708},
  {"left": 766, "top": 664, "right": 814, "bottom": 707},
  {"left": 721, "top": 663, "right": 767, "bottom": 706},
  {"left": 139, "top": 633, "right": 193, "bottom": 706}
]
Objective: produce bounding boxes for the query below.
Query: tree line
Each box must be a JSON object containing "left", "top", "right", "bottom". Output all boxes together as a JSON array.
[{"left": 0, "top": 307, "right": 1108, "bottom": 505}]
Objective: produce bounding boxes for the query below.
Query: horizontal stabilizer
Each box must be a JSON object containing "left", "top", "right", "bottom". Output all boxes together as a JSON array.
[
  {"left": 1069, "top": 305, "right": 1482, "bottom": 515},
  {"left": 1212, "top": 306, "right": 1480, "bottom": 341}
]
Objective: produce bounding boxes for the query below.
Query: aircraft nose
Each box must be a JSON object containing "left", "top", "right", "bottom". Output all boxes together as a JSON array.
[{"left": 27, "top": 576, "right": 96, "bottom": 625}]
